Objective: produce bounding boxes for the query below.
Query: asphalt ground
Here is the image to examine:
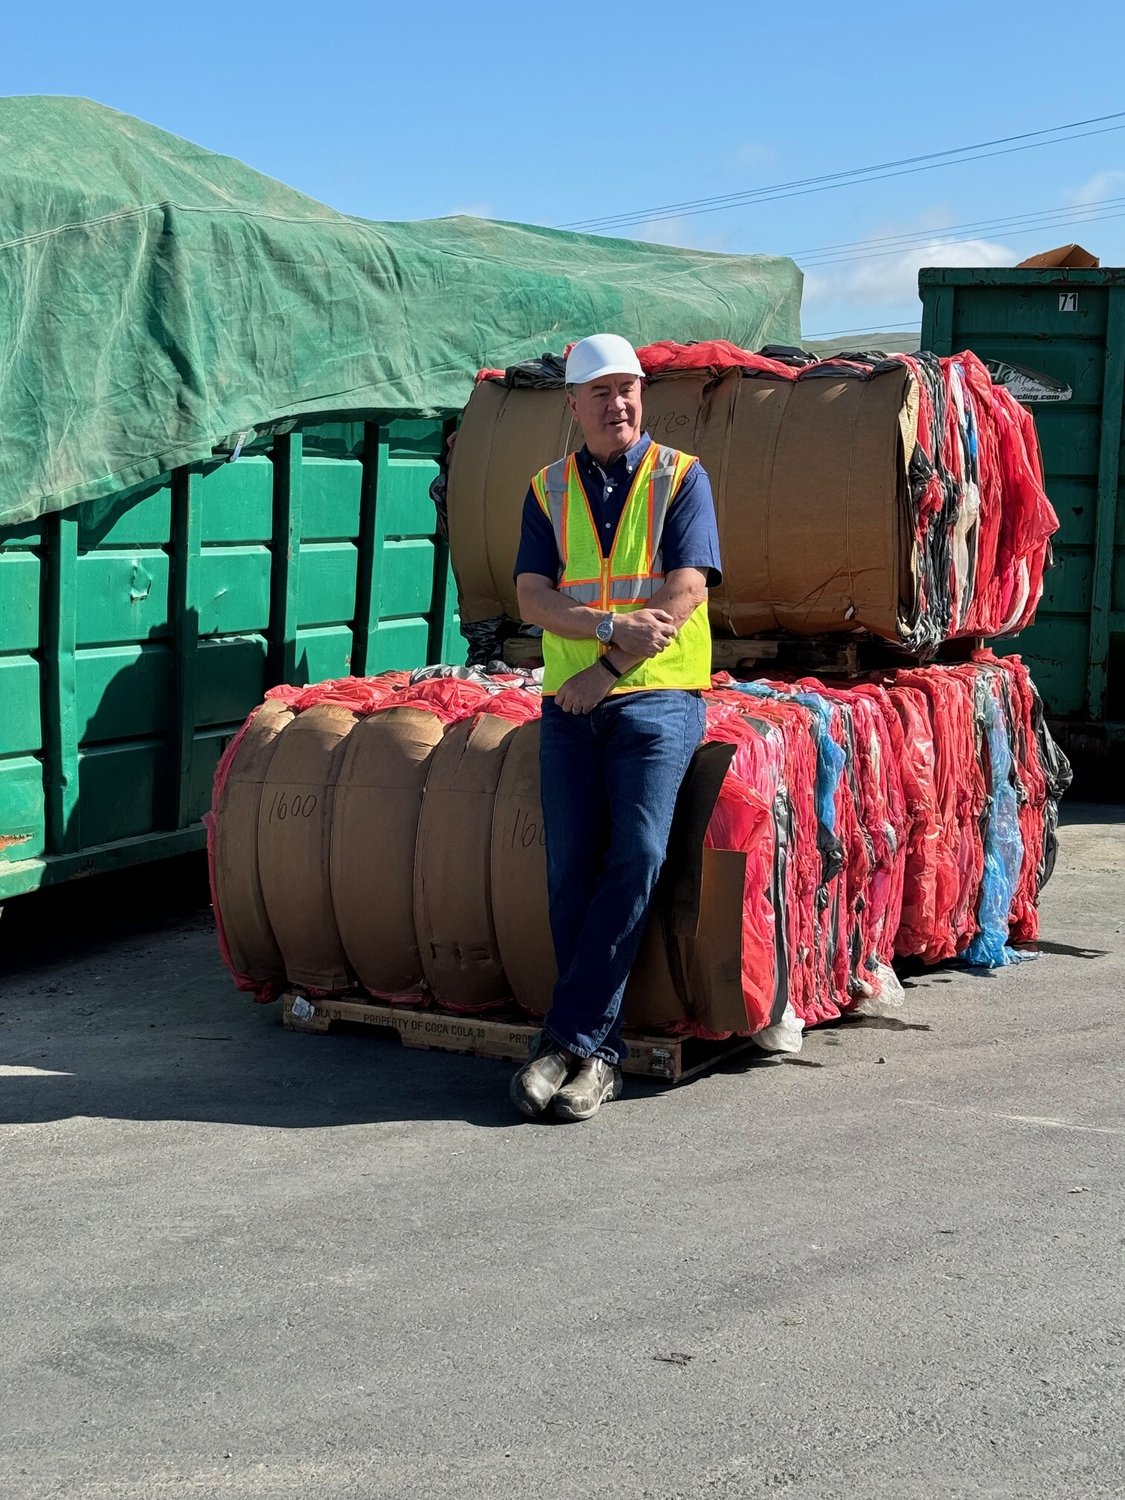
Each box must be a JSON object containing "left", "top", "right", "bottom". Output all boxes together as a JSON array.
[{"left": 1, "top": 806, "right": 1122, "bottom": 1500}]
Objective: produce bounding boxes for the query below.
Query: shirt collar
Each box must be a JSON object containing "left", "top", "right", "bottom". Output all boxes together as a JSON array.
[{"left": 579, "top": 431, "right": 652, "bottom": 477}]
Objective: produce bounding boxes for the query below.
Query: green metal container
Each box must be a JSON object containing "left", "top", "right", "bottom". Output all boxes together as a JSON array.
[
  {"left": 0, "top": 418, "right": 460, "bottom": 902},
  {"left": 919, "top": 266, "right": 1125, "bottom": 756}
]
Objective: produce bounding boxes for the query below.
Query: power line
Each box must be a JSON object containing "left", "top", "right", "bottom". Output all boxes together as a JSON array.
[
  {"left": 561, "top": 112, "right": 1125, "bottom": 232},
  {"left": 568, "top": 123, "right": 1125, "bottom": 234},
  {"left": 557, "top": 112, "right": 1125, "bottom": 234},
  {"left": 799, "top": 203, "right": 1125, "bottom": 269},
  {"left": 802, "top": 320, "right": 921, "bottom": 339},
  {"left": 786, "top": 196, "right": 1125, "bottom": 261},
  {"left": 802, "top": 202, "right": 1125, "bottom": 340},
  {"left": 565, "top": 117, "right": 1125, "bottom": 230}
]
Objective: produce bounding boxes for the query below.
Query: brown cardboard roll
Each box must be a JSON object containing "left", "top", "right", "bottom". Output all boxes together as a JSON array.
[
  {"left": 489, "top": 719, "right": 556, "bottom": 1017},
  {"left": 257, "top": 703, "right": 357, "bottom": 992},
  {"left": 448, "top": 378, "right": 579, "bottom": 623},
  {"left": 211, "top": 698, "right": 295, "bottom": 986},
  {"left": 414, "top": 712, "right": 521, "bottom": 1011},
  {"left": 330, "top": 706, "right": 446, "bottom": 1000}
]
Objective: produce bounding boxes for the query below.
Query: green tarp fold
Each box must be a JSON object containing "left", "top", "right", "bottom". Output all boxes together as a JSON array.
[{"left": 0, "top": 97, "right": 802, "bottom": 526}]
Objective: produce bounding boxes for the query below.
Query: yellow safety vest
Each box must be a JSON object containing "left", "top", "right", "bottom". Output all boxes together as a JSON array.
[{"left": 530, "top": 440, "right": 712, "bottom": 696}]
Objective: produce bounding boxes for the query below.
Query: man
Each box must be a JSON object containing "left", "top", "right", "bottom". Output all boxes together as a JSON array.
[{"left": 510, "top": 333, "right": 722, "bottom": 1123}]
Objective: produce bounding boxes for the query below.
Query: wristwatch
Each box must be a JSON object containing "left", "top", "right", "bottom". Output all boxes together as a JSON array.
[{"left": 594, "top": 613, "right": 615, "bottom": 645}]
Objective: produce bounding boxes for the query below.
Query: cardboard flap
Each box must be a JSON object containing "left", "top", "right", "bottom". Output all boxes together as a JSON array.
[
  {"left": 663, "top": 740, "right": 737, "bottom": 939},
  {"left": 1015, "top": 243, "right": 1099, "bottom": 269},
  {"left": 687, "top": 847, "right": 752, "bottom": 1033}
]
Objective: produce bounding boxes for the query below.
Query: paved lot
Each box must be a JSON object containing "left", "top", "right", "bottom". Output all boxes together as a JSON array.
[{"left": 1, "top": 807, "right": 1122, "bottom": 1500}]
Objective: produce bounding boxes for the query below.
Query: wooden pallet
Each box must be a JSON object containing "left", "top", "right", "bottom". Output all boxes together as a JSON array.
[
  {"left": 711, "top": 636, "right": 863, "bottom": 677},
  {"left": 711, "top": 634, "right": 988, "bottom": 678},
  {"left": 501, "top": 636, "right": 545, "bottom": 669},
  {"left": 281, "top": 992, "right": 754, "bottom": 1084}
]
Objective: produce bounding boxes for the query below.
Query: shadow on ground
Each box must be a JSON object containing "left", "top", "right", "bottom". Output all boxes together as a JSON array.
[{"left": 3, "top": 801, "right": 1119, "bottom": 1135}]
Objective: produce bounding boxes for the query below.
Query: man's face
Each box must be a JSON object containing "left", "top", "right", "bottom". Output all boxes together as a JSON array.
[{"left": 567, "top": 372, "right": 644, "bottom": 458}]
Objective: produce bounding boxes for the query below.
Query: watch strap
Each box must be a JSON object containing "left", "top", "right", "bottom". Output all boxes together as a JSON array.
[{"left": 598, "top": 654, "right": 623, "bottom": 679}]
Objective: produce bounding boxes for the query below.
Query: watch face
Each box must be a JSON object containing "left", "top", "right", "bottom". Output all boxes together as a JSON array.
[{"left": 596, "top": 616, "right": 613, "bottom": 643}]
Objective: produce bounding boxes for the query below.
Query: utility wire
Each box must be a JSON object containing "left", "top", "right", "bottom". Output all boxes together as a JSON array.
[
  {"left": 565, "top": 118, "right": 1119, "bottom": 230},
  {"left": 570, "top": 123, "right": 1125, "bottom": 233},
  {"left": 802, "top": 320, "right": 922, "bottom": 339},
  {"left": 800, "top": 202, "right": 1125, "bottom": 340},
  {"left": 562, "top": 113, "right": 1125, "bottom": 231},
  {"left": 786, "top": 196, "right": 1125, "bottom": 260},
  {"left": 558, "top": 112, "right": 1125, "bottom": 233},
  {"left": 563, "top": 111, "right": 1125, "bottom": 229},
  {"left": 799, "top": 203, "right": 1125, "bottom": 269}
]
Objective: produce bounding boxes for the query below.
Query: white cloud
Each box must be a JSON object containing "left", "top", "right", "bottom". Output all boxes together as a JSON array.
[
  {"left": 1064, "top": 170, "right": 1125, "bottom": 207},
  {"left": 802, "top": 236, "right": 1018, "bottom": 312}
]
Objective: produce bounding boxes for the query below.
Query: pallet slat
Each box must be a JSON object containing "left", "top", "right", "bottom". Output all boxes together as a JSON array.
[{"left": 281, "top": 992, "right": 753, "bottom": 1083}]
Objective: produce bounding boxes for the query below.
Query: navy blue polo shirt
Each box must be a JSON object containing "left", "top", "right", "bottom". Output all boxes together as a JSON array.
[{"left": 514, "top": 432, "right": 723, "bottom": 586}]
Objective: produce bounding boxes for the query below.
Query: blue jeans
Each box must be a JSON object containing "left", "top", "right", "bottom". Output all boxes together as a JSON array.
[{"left": 539, "top": 690, "right": 707, "bottom": 1066}]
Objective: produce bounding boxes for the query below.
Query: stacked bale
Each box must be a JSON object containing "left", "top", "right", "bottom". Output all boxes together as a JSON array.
[
  {"left": 448, "top": 343, "right": 1057, "bottom": 655},
  {"left": 210, "top": 658, "right": 1070, "bottom": 1051}
]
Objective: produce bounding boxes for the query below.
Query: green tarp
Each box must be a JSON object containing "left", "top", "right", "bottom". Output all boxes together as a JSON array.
[{"left": 0, "top": 97, "right": 802, "bottom": 526}]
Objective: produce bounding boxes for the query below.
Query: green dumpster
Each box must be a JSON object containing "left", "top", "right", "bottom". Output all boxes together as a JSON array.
[
  {"left": 920, "top": 265, "right": 1125, "bottom": 775},
  {"left": 0, "top": 420, "right": 459, "bottom": 901}
]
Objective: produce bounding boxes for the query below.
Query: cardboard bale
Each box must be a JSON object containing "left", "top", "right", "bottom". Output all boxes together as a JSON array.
[
  {"left": 414, "top": 712, "right": 520, "bottom": 1010},
  {"left": 447, "top": 366, "right": 915, "bottom": 642},
  {"left": 218, "top": 697, "right": 765, "bottom": 1037},
  {"left": 211, "top": 698, "right": 295, "bottom": 986},
  {"left": 257, "top": 704, "right": 357, "bottom": 992},
  {"left": 330, "top": 707, "right": 446, "bottom": 1000}
]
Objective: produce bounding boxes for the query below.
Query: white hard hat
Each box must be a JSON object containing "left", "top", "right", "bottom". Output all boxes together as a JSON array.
[{"left": 565, "top": 333, "right": 644, "bottom": 386}]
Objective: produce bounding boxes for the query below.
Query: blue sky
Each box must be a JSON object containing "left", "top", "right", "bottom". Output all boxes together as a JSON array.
[{"left": 6, "top": 0, "right": 1125, "bottom": 339}]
